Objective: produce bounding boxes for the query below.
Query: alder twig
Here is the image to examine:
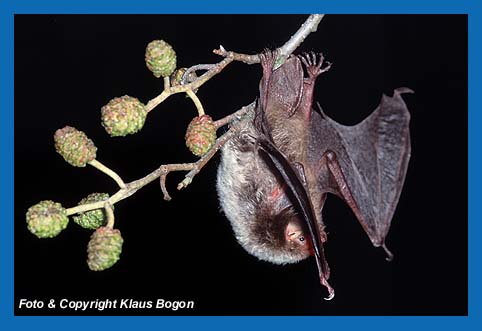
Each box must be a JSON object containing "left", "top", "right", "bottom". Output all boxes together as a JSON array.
[
  {"left": 275, "top": 14, "right": 324, "bottom": 68},
  {"left": 212, "top": 47, "right": 259, "bottom": 64},
  {"left": 105, "top": 202, "right": 115, "bottom": 229},
  {"left": 156, "top": 131, "right": 236, "bottom": 201},
  {"left": 182, "top": 64, "right": 216, "bottom": 84},
  {"left": 177, "top": 123, "right": 239, "bottom": 191},
  {"left": 163, "top": 76, "right": 171, "bottom": 90},
  {"left": 158, "top": 163, "right": 197, "bottom": 201},
  {"left": 88, "top": 159, "right": 126, "bottom": 189},
  {"left": 214, "top": 103, "right": 253, "bottom": 129},
  {"left": 164, "top": 103, "right": 255, "bottom": 199},
  {"left": 186, "top": 89, "right": 205, "bottom": 116},
  {"left": 145, "top": 57, "right": 234, "bottom": 113}
]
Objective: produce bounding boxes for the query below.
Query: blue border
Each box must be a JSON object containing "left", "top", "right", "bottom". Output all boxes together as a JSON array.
[{"left": 1, "top": 0, "right": 479, "bottom": 330}]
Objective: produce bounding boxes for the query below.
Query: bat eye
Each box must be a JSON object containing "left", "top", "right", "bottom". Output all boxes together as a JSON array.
[{"left": 298, "top": 236, "right": 305, "bottom": 242}]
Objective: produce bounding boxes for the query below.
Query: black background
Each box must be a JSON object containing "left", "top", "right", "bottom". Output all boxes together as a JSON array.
[{"left": 14, "top": 15, "right": 467, "bottom": 315}]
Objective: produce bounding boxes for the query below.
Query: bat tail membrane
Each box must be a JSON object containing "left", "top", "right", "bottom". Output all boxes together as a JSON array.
[{"left": 313, "top": 88, "right": 412, "bottom": 259}]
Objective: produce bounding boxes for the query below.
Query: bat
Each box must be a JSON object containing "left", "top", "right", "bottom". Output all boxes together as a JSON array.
[{"left": 216, "top": 50, "right": 412, "bottom": 300}]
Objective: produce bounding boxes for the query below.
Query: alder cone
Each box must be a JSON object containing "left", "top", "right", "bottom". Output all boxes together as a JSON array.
[
  {"left": 87, "top": 227, "right": 123, "bottom": 271},
  {"left": 101, "top": 95, "right": 147, "bottom": 137},
  {"left": 185, "top": 115, "right": 217, "bottom": 156},
  {"left": 26, "top": 200, "right": 69, "bottom": 238},
  {"left": 73, "top": 193, "right": 111, "bottom": 229},
  {"left": 54, "top": 126, "right": 97, "bottom": 167},
  {"left": 145, "top": 40, "right": 177, "bottom": 78}
]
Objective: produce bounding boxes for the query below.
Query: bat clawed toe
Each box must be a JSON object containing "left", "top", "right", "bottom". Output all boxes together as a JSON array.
[
  {"left": 320, "top": 61, "right": 332, "bottom": 74},
  {"left": 300, "top": 52, "right": 331, "bottom": 80},
  {"left": 309, "top": 51, "right": 317, "bottom": 66}
]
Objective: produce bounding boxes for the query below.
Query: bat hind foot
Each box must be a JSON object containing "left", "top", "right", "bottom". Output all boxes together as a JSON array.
[
  {"left": 259, "top": 50, "right": 277, "bottom": 75},
  {"left": 300, "top": 52, "right": 332, "bottom": 81}
]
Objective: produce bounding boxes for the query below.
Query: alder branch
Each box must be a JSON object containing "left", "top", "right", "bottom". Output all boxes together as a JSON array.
[
  {"left": 213, "top": 45, "right": 260, "bottom": 64},
  {"left": 65, "top": 103, "right": 255, "bottom": 216},
  {"left": 65, "top": 14, "right": 323, "bottom": 217},
  {"left": 213, "top": 14, "right": 324, "bottom": 67},
  {"left": 146, "top": 14, "right": 324, "bottom": 115},
  {"left": 182, "top": 64, "right": 215, "bottom": 85},
  {"left": 214, "top": 104, "right": 252, "bottom": 129},
  {"left": 275, "top": 14, "right": 324, "bottom": 68}
]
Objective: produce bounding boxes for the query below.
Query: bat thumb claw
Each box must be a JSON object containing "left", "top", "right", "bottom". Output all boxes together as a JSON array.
[
  {"left": 394, "top": 87, "right": 414, "bottom": 95},
  {"left": 382, "top": 243, "right": 394, "bottom": 262},
  {"left": 321, "top": 278, "right": 335, "bottom": 301}
]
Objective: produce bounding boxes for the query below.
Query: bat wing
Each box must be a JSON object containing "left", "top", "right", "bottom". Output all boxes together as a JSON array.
[
  {"left": 259, "top": 55, "right": 304, "bottom": 116},
  {"left": 256, "top": 137, "right": 334, "bottom": 300},
  {"left": 309, "top": 87, "right": 412, "bottom": 254}
]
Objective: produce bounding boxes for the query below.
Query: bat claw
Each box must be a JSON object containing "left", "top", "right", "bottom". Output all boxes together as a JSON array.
[
  {"left": 321, "top": 277, "right": 335, "bottom": 301},
  {"left": 382, "top": 243, "right": 394, "bottom": 262},
  {"left": 324, "top": 291, "right": 335, "bottom": 301},
  {"left": 394, "top": 87, "right": 414, "bottom": 96}
]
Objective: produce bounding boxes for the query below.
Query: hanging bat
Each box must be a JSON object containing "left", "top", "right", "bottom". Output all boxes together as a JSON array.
[{"left": 216, "top": 50, "right": 412, "bottom": 300}]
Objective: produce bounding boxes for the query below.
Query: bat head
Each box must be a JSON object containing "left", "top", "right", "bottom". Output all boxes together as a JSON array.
[{"left": 237, "top": 206, "right": 313, "bottom": 265}]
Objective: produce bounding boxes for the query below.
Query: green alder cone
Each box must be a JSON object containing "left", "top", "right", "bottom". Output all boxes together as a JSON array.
[
  {"left": 73, "top": 193, "right": 111, "bottom": 229},
  {"left": 26, "top": 200, "right": 69, "bottom": 238},
  {"left": 87, "top": 227, "right": 123, "bottom": 271},
  {"left": 185, "top": 115, "right": 217, "bottom": 156},
  {"left": 145, "top": 40, "right": 177, "bottom": 78},
  {"left": 54, "top": 126, "right": 97, "bottom": 167},
  {"left": 101, "top": 95, "right": 147, "bottom": 137}
]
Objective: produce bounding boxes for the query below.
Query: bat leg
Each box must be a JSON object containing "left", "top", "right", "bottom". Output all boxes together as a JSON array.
[
  {"left": 298, "top": 52, "right": 332, "bottom": 121},
  {"left": 323, "top": 150, "right": 394, "bottom": 261},
  {"left": 314, "top": 243, "right": 335, "bottom": 300},
  {"left": 259, "top": 50, "right": 277, "bottom": 111}
]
